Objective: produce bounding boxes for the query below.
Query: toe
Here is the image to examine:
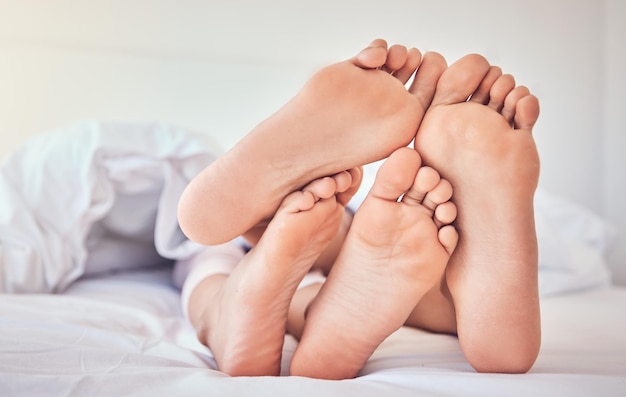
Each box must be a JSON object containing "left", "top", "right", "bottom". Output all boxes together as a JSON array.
[
  {"left": 470, "top": 66, "right": 503, "bottom": 104},
  {"left": 337, "top": 167, "right": 363, "bottom": 207},
  {"left": 353, "top": 39, "right": 389, "bottom": 69},
  {"left": 434, "top": 201, "right": 457, "bottom": 228},
  {"left": 402, "top": 166, "right": 440, "bottom": 206},
  {"left": 384, "top": 44, "right": 409, "bottom": 73},
  {"left": 438, "top": 225, "right": 459, "bottom": 255},
  {"left": 280, "top": 190, "right": 317, "bottom": 213},
  {"left": 501, "top": 85, "right": 531, "bottom": 126},
  {"left": 514, "top": 94, "right": 540, "bottom": 131},
  {"left": 408, "top": 51, "right": 448, "bottom": 110},
  {"left": 331, "top": 170, "right": 353, "bottom": 193},
  {"left": 369, "top": 148, "right": 421, "bottom": 202},
  {"left": 431, "top": 53, "right": 491, "bottom": 106},
  {"left": 488, "top": 74, "right": 516, "bottom": 113},
  {"left": 393, "top": 47, "right": 422, "bottom": 84},
  {"left": 423, "top": 179, "right": 453, "bottom": 211},
  {"left": 303, "top": 177, "right": 337, "bottom": 201}
]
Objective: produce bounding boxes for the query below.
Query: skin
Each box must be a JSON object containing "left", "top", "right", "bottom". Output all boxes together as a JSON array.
[
  {"left": 411, "top": 55, "right": 542, "bottom": 373},
  {"left": 182, "top": 40, "right": 542, "bottom": 379},
  {"left": 290, "top": 147, "right": 458, "bottom": 379},
  {"left": 183, "top": 40, "right": 447, "bottom": 377},
  {"left": 187, "top": 169, "right": 361, "bottom": 376},
  {"left": 290, "top": 53, "right": 541, "bottom": 379},
  {"left": 177, "top": 39, "right": 446, "bottom": 246}
]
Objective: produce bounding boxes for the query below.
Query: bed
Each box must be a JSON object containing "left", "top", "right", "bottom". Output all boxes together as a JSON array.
[{"left": 1, "top": 122, "right": 625, "bottom": 397}]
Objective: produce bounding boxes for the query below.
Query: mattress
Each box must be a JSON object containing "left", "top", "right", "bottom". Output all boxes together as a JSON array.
[{"left": 1, "top": 266, "right": 625, "bottom": 397}]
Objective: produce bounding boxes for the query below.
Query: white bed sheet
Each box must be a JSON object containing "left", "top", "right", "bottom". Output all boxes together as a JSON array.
[
  {"left": 1, "top": 266, "right": 624, "bottom": 397},
  {"left": 0, "top": 122, "right": 624, "bottom": 396}
]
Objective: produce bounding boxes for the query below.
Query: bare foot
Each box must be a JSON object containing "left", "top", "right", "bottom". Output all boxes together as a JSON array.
[
  {"left": 178, "top": 39, "right": 447, "bottom": 245},
  {"left": 414, "top": 55, "right": 541, "bottom": 373},
  {"left": 187, "top": 170, "right": 360, "bottom": 376},
  {"left": 290, "top": 147, "right": 458, "bottom": 380}
]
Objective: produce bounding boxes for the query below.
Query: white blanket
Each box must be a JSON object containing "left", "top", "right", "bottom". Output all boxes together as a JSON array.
[{"left": 0, "top": 121, "right": 221, "bottom": 293}]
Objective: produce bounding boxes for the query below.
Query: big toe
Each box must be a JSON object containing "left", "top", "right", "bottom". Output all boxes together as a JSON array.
[
  {"left": 369, "top": 148, "right": 422, "bottom": 202},
  {"left": 408, "top": 51, "right": 448, "bottom": 110},
  {"left": 431, "top": 53, "right": 491, "bottom": 106},
  {"left": 352, "top": 39, "right": 389, "bottom": 69}
]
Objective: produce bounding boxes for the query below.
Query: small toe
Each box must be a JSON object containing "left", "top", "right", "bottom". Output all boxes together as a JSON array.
[
  {"left": 280, "top": 190, "right": 317, "bottom": 213},
  {"left": 402, "top": 166, "right": 440, "bottom": 206},
  {"left": 384, "top": 44, "right": 409, "bottom": 73},
  {"left": 434, "top": 201, "right": 457, "bottom": 227},
  {"left": 488, "top": 74, "right": 516, "bottom": 113},
  {"left": 331, "top": 171, "right": 354, "bottom": 193},
  {"left": 393, "top": 47, "right": 422, "bottom": 84},
  {"left": 470, "top": 66, "right": 503, "bottom": 104},
  {"left": 438, "top": 225, "right": 459, "bottom": 255},
  {"left": 513, "top": 94, "right": 540, "bottom": 131},
  {"left": 303, "top": 177, "right": 337, "bottom": 202},
  {"left": 337, "top": 167, "right": 363, "bottom": 207},
  {"left": 423, "top": 179, "right": 453, "bottom": 211}
]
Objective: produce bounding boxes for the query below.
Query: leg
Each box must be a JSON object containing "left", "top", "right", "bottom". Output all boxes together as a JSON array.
[
  {"left": 178, "top": 39, "right": 447, "bottom": 245},
  {"left": 413, "top": 55, "right": 541, "bottom": 373},
  {"left": 186, "top": 171, "right": 359, "bottom": 376},
  {"left": 286, "top": 280, "right": 324, "bottom": 340},
  {"left": 290, "top": 147, "right": 458, "bottom": 380}
]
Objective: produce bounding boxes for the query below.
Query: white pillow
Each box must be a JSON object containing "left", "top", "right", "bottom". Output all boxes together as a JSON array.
[{"left": 535, "top": 188, "right": 615, "bottom": 296}]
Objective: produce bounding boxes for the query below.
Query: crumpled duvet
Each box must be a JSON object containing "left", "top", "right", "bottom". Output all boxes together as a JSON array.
[{"left": 0, "top": 121, "right": 222, "bottom": 293}]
